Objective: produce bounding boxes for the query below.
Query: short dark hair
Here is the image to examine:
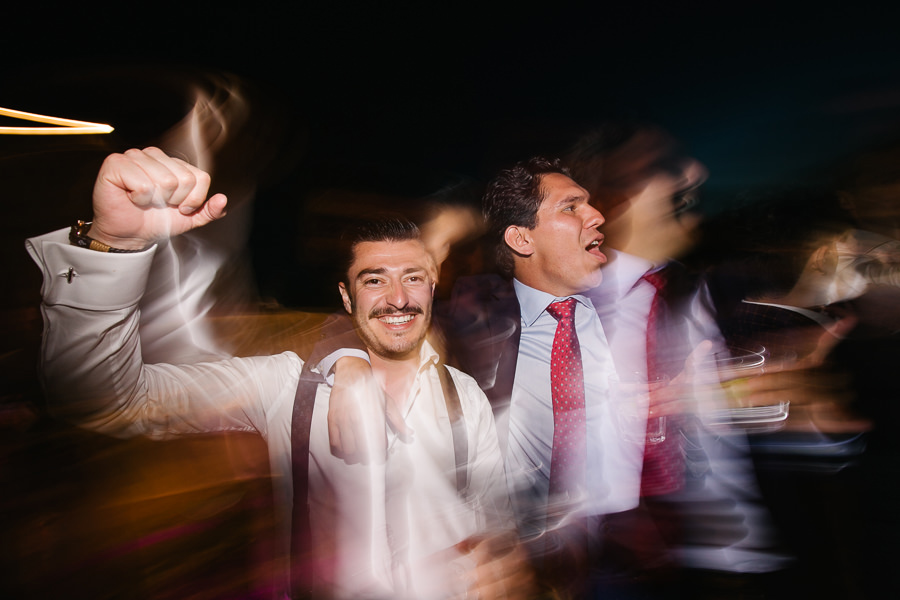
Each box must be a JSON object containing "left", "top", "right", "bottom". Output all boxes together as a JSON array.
[
  {"left": 482, "top": 157, "right": 571, "bottom": 276},
  {"left": 339, "top": 215, "right": 422, "bottom": 287},
  {"left": 565, "top": 121, "right": 687, "bottom": 214}
]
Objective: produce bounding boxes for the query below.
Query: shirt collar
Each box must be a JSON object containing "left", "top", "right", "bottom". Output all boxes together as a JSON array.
[
  {"left": 614, "top": 249, "right": 657, "bottom": 293},
  {"left": 417, "top": 338, "right": 441, "bottom": 369},
  {"left": 513, "top": 278, "right": 596, "bottom": 327},
  {"left": 585, "top": 248, "right": 655, "bottom": 305}
]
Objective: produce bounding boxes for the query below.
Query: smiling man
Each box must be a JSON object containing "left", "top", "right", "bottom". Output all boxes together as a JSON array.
[
  {"left": 339, "top": 234, "right": 434, "bottom": 361},
  {"left": 27, "top": 148, "right": 529, "bottom": 600},
  {"left": 309, "top": 217, "right": 525, "bottom": 599}
]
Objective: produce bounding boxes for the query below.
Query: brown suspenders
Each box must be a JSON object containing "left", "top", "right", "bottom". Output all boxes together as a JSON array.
[{"left": 290, "top": 361, "right": 467, "bottom": 598}]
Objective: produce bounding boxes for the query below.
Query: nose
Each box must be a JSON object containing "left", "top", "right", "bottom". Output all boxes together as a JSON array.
[
  {"left": 385, "top": 281, "right": 410, "bottom": 309},
  {"left": 681, "top": 159, "right": 708, "bottom": 189},
  {"left": 585, "top": 203, "right": 605, "bottom": 229}
]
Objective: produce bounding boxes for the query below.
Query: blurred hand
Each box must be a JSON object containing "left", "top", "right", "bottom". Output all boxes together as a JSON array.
[
  {"left": 420, "top": 204, "right": 484, "bottom": 265},
  {"left": 456, "top": 533, "right": 535, "bottom": 600},
  {"left": 91, "top": 147, "right": 227, "bottom": 250},
  {"left": 327, "top": 356, "right": 411, "bottom": 464},
  {"left": 721, "top": 316, "right": 870, "bottom": 432},
  {"left": 649, "top": 339, "right": 714, "bottom": 417}
]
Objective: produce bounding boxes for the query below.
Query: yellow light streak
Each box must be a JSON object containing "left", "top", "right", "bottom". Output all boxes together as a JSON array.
[{"left": 0, "top": 106, "right": 114, "bottom": 135}]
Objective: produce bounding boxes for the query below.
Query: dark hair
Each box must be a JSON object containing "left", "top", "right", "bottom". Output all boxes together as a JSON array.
[
  {"left": 482, "top": 157, "right": 570, "bottom": 276},
  {"left": 564, "top": 121, "right": 687, "bottom": 214},
  {"left": 338, "top": 215, "right": 422, "bottom": 286}
]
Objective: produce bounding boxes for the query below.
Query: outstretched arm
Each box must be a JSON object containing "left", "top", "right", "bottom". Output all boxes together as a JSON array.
[{"left": 27, "top": 148, "right": 297, "bottom": 437}]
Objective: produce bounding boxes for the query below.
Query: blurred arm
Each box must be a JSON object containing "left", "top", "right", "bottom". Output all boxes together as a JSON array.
[{"left": 27, "top": 228, "right": 300, "bottom": 439}]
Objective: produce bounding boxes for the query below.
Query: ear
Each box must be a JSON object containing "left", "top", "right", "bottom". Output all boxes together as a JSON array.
[
  {"left": 809, "top": 244, "right": 830, "bottom": 275},
  {"left": 338, "top": 282, "right": 353, "bottom": 314},
  {"left": 503, "top": 225, "right": 535, "bottom": 257}
]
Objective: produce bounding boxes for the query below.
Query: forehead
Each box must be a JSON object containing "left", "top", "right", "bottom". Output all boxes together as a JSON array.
[
  {"left": 538, "top": 173, "right": 590, "bottom": 210},
  {"left": 348, "top": 239, "right": 435, "bottom": 279}
]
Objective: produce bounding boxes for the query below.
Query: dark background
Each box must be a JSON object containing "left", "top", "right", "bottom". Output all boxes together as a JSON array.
[
  {"left": 7, "top": 3, "right": 900, "bottom": 177},
  {"left": 3, "top": 4, "right": 900, "bottom": 598},
  {"left": 5, "top": 2, "right": 900, "bottom": 307},
  {"left": 4, "top": 3, "right": 900, "bottom": 304}
]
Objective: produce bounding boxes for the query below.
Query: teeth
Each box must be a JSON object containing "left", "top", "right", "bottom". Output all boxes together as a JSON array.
[
  {"left": 587, "top": 240, "right": 599, "bottom": 248},
  {"left": 380, "top": 315, "right": 414, "bottom": 324}
]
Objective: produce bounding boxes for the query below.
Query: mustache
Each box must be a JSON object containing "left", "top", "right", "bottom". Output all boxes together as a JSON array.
[{"left": 368, "top": 305, "right": 425, "bottom": 319}]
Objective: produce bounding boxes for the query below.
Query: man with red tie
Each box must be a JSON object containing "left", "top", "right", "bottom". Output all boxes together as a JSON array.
[{"left": 567, "top": 123, "right": 788, "bottom": 594}]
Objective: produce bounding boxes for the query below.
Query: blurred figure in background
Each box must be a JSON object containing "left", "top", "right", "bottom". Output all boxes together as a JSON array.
[
  {"left": 830, "top": 144, "right": 900, "bottom": 599},
  {"left": 3, "top": 68, "right": 312, "bottom": 599},
  {"left": 566, "top": 122, "right": 788, "bottom": 597},
  {"left": 706, "top": 186, "right": 873, "bottom": 599},
  {"left": 134, "top": 69, "right": 306, "bottom": 364}
]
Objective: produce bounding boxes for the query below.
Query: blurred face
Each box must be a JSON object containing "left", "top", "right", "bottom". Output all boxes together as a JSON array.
[
  {"left": 339, "top": 239, "right": 436, "bottom": 361},
  {"left": 825, "top": 236, "right": 868, "bottom": 305},
  {"left": 598, "top": 157, "right": 707, "bottom": 263},
  {"left": 509, "top": 173, "right": 607, "bottom": 296}
]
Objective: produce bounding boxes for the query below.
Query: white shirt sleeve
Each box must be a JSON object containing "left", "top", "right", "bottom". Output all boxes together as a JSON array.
[
  {"left": 315, "top": 348, "right": 372, "bottom": 385},
  {"left": 26, "top": 228, "right": 302, "bottom": 441}
]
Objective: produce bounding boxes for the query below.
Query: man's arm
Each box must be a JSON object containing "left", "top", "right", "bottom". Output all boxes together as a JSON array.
[
  {"left": 88, "top": 147, "right": 227, "bottom": 249},
  {"left": 307, "top": 314, "right": 417, "bottom": 464},
  {"left": 28, "top": 148, "right": 300, "bottom": 437}
]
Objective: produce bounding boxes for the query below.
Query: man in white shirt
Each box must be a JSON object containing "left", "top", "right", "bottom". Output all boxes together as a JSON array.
[{"left": 27, "top": 147, "right": 529, "bottom": 599}]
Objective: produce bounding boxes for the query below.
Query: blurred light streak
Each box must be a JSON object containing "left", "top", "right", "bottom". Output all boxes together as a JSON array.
[{"left": 0, "top": 106, "right": 113, "bottom": 135}]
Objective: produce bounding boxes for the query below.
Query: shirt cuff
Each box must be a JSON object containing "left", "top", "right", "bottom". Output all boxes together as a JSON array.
[
  {"left": 26, "top": 228, "right": 156, "bottom": 311},
  {"left": 315, "top": 349, "right": 371, "bottom": 386}
]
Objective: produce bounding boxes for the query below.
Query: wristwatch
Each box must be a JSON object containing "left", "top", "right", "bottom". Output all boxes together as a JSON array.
[{"left": 69, "top": 220, "right": 144, "bottom": 253}]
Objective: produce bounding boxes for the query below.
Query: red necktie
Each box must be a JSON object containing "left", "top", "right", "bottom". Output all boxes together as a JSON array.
[
  {"left": 643, "top": 270, "right": 666, "bottom": 383},
  {"left": 546, "top": 298, "right": 587, "bottom": 497},
  {"left": 640, "top": 269, "right": 685, "bottom": 496}
]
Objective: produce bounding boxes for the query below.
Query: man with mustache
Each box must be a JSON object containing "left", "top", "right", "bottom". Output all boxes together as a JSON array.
[{"left": 27, "top": 147, "right": 529, "bottom": 599}]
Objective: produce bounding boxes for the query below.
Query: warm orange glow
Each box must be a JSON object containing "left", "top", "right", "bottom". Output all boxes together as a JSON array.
[{"left": 0, "top": 106, "right": 114, "bottom": 135}]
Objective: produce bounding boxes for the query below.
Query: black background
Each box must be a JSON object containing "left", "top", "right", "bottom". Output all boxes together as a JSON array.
[
  {"left": 3, "top": 5, "right": 900, "bottom": 598},
  {"left": 4, "top": 2, "right": 900, "bottom": 306}
]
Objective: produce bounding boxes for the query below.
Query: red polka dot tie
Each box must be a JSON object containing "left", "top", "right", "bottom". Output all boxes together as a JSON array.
[
  {"left": 643, "top": 270, "right": 666, "bottom": 383},
  {"left": 546, "top": 298, "right": 587, "bottom": 497},
  {"left": 640, "top": 269, "right": 685, "bottom": 496}
]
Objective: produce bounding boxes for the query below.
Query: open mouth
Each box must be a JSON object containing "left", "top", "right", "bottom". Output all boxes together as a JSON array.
[{"left": 586, "top": 236, "right": 607, "bottom": 261}]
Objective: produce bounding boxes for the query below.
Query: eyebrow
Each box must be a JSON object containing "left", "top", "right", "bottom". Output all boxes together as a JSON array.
[
  {"left": 355, "top": 266, "right": 429, "bottom": 281},
  {"left": 553, "top": 193, "right": 587, "bottom": 207},
  {"left": 355, "top": 267, "right": 386, "bottom": 280}
]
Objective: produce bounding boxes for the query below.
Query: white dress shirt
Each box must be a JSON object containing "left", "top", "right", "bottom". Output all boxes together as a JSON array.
[
  {"left": 27, "top": 228, "right": 510, "bottom": 599},
  {"left": 586, "top": 250, "right": 785, "bottom": 572},
  {"left": 588, "top": 249, "right": 725, "bottom": 378}
]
